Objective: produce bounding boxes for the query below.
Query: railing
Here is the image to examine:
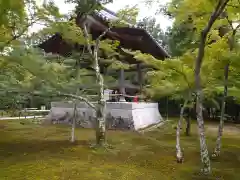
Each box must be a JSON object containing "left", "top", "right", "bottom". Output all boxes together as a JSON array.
[
  {"left": 108, "top": 94, "right": 142, "bottom": 98},
  {"left": 107, "top": 93, "right": 147, "bottom": 102},
  {"left": 78, "top": 93, "right": 149, "bottom": 102}
]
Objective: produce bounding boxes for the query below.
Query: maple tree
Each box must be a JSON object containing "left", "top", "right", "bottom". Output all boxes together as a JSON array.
[
  {"left": 0, "top": 0, "right": 135, "bottom": 146},
  {"left": 144, "top": 0, "right": 240, "bottom": 174}
]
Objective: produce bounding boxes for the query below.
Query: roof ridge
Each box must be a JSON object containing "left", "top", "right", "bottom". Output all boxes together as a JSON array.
[
  {"left": 94, "top": 7, "right": 169, "bottom": 57},
  {"left": 94, "top": 6, "right": 135, "bottom": 28},
  {"left": 143, "top": 28, "right": 170, "bottom": 58},
  {"left": 125, "top": 26, "right": 170, "bottom": 58}
]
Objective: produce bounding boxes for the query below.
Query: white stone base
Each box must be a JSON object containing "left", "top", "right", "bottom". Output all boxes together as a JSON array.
[{"left": 45, "top": 101, "right": 162, "bottom": 130}]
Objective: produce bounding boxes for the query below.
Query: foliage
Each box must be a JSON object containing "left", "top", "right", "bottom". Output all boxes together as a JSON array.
[
  {"left": 137, "top": 17, "right": 169, "bottom": 51},
  {"left": 126, "top": 48, "right": 223, "bottom": 109},
  {"left": 0, "top": 42, "right": 121, "bottom": 108},
  {"left": 116, "top": 6, "right": 170, "bottom": 53},
  {"left": 116, "top": 5, "right": 139, "bottom": 25},
  {"left": 166, "top": 23, "right": 197, "bottom": 56},
  {"left": 148, "top": 0, "right": 240, "bottom": 102},
  {"left": 67, "top": 0, "right": 113, "bottom": 13},
  {"left": 143, "top": 0, "right": 196, "bottom": 56},
  {"left": 0, "top": 0, "right": 132, "bottom": 109},
  {"left": 0, "top": 0, "right": 62, "bottom": 50}
]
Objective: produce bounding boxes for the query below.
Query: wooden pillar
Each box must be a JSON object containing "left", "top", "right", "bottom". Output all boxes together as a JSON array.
[
  {"left": 137, "top": 63, "right": 143, "bottom": 93},
  {"left": 118, "top": 68, "right": 126, "bottom": 102}
]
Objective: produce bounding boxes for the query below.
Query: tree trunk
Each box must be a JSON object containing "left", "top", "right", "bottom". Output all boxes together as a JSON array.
[
  {"left": 212, "top": 25, "right": 238, "bottom": 157},
  {"left": 83, "top": 25, "right": 109, "bottom": 146},
  {"left": 212, "top": 64, "right": 229, "bottom": 157},
  {"left": 94, "top": 53, "right": 106, "bottom": 145},
  {"left": 95, "top": 100, "right": 106, "bottom": 146},
  {"left": 94, "top": 68, "right": 106, "bottom": 146},
  {"left": 176, "top": 100, "right": 188, "bottom": 163},
  {"left": 194, "top": 0, "right": 229, "bottom": 173},
  {"left": 195, "top": 31, "right": 211, "bottom": 173},
  {"left": 94, "top": 39, "right": 106, "bottom": 146},
  {"left": 194, "top": 28, "right": 210, "bottom": 175},
  {"left": 71, "top": 103, "right": 77, "bottom": 143},
  {"left": 185, "top": 110, "right": 191, "bottom": 136},
  {"left": 195, "top": 89, "right": 211, "bottom": 174}
]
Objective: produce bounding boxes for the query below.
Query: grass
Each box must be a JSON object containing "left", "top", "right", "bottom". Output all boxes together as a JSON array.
[{"left": 0, "top": 119, "right": 240, "bottom": 180}]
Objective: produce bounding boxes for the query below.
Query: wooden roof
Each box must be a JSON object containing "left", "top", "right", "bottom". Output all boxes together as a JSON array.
[{"left": 38, "top": 7, "right": 170, "bottom": 64}]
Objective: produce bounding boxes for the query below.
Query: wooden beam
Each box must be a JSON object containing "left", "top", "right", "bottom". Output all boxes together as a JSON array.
[
  {"left": 137, "top": 63, "right": 143, "bottom": 93},
  {"left": 118, "top": 68, "right": 126, "bottom": 101}
]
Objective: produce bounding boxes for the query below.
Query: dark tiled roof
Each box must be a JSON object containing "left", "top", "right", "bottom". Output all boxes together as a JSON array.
[
  {"left": 94, "top": 7, "right": 170, "bottom": 58},
  {"left": 39, "top": 6, "right": 170, "bottom": 61}
]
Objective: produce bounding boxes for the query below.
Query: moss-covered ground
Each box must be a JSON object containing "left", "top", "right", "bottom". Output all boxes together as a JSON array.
[{"left": 0, "top": 119, "right": 239, "bottom": 180}]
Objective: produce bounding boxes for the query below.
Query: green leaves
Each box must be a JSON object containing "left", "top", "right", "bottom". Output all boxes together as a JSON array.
[
  {"left": 135, "top": 53, "right": 195, "bottom": 99},
  {"left": 116, "top": 5, "right": 139, "bottom": 25},
  {"left": 108, "top": 60, "right": 130, "bottom": 70}
]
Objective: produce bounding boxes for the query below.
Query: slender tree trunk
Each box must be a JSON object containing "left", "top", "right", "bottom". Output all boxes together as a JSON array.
[
  {"left": 95, "top": 99, "right": 106, "bottom": 146},
  {"left": 83, "top": 25, "right": 109, "bottom": 146},
  {"left": 212, "top": 64, "right": 229, "bottom": 157},
  {"left": 195, "top": 31, "right": 211, "bottom": 172},
  {"left": 195, "top": 89, "right": 211, "bottom": 174},
  {"left": 212, "top": 25, "right": 238, "bottom": 157},
  {"left": 176, "top": 100, "right": 188, "bottom": 163},
  {"left": 195, "top": 32, "right": 211, "bottom": 173},
  {"left": 71, "top": 103, "right": 77, "bottom": 143},
  {"left": 94, "top": 39, "right": 106, "bottom": 146},
  {"left": 194, "top": 0, "right": 229, "bottom": 173},
  {"left": 94, "top": 57, "right": 106, "bottom": 146},
  {"left": 195, "top": 28, "right": 210, "bottom": 175}
]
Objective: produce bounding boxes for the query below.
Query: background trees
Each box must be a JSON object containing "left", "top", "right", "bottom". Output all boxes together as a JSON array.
[{"left": 146, "top": 0, "right": 240, "bottom": 174}]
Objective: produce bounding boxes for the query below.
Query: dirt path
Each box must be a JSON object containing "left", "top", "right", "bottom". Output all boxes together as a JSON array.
[
  {"left": 0, "top": 116, "right": 43, "bottom": 120},
  {"left": 206, "top": 123, "right": 240, "bottom": 136}
]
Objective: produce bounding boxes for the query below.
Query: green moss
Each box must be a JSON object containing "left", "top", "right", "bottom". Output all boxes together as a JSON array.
[{"left": 0, "top": 120, "right": 239, "bottom": 180}]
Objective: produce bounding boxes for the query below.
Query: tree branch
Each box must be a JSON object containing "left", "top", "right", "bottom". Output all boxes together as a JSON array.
[
  {"left": 235, "top": 24, "right": 240, "bottom": 31},
  {"left": 1, "top": 19, "right": 39, "bottom": 50},
  {"left": 96, "top": 28, "right": 111, "bottom": 45},
  {"left": 170, "top": 67, "right": 192, "bottom": 90},
  {"left": 83, "top": 24, "right": 93, "bottom": 55},
  {"left": 92, "top": 28, "right": 111, "bottom": 103},
  {"left": 83, "top": 24, "right": 111, "bottom": 74},
  {"left": 94, "top": 27, "right": 111, "bottom": 54},
  {"left": 229, "top": 23, "right": 240, "bottom": 50},
  {"left": 196, "top": 0, "right": 230, "bottom": 72},
  {"left": 56, "top": 92, "right": 96, "bottom": 110},
  {"left": 204, "top": 0, "right": 230, "bottom": 36},
  {"left": 225, "top": 14, "right": 234, "bottom": 31},
  {"left": 83, "top": 25, "right": 111, "bottom": 56},
  {"left": 232, "top": 24, "right": 240, "bottom": 38}
]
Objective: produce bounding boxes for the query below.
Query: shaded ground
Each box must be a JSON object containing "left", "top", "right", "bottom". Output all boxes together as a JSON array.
[{"left": 0, "top": 119, "right": 239, "bottom": 180}]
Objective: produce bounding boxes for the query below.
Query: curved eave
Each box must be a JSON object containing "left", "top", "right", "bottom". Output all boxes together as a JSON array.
[
  {"left": 93, "top": 7, "right": 170, "bottom": 59},
  {"left": 144, "top": 30, "right": 170, "bottom": 59}
]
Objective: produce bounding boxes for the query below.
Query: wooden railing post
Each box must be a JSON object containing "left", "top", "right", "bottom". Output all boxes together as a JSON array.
[
  {"left": 137, "top": 63, "right": 143, "bottom": 93},
  {"left": 118, "top": 68, "right": 126, "bottom": 102}
]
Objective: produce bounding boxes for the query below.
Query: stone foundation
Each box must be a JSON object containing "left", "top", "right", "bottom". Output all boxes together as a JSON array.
[{"left": 45, "top": 101, "right": 162, "bottom": 130}]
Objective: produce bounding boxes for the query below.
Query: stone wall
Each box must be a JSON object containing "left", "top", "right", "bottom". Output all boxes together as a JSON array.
[{"left": 45, "top": 101, "right": 162, "bottom": 130}]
